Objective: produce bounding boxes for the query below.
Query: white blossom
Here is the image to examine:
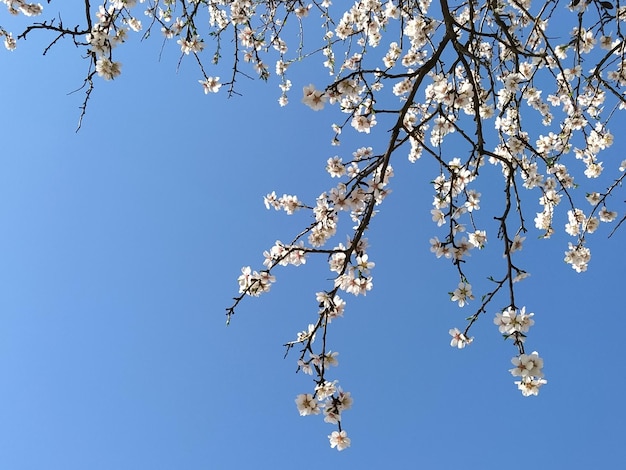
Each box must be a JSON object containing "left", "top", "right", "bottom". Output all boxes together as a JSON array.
[
  {"left": 295, "top": 394, "right": 321, "bottom": 416},
  {"left": 328, "top": 430, "right": 350, "bottom": 451},
  {"left": 302, "top": 84, "right": 327, "bottom": 110},
  {"left": 199, "top": 77, "right": 221, "bottom": 94},
  {"left": 95, "top": 57, "right": 121, "bottom": 80}
]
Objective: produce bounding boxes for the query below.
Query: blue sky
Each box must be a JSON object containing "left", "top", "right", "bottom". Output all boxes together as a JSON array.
[{"left": 0, "top": 13, "right": 625, "bottom": 469}]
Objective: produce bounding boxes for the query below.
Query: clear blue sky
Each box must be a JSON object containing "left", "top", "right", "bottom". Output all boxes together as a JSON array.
[{"left": 0, "top": 14, "right": 624, "bottom": 469}]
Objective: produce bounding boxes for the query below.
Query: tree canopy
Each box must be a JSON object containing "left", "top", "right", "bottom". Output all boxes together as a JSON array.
[{"left": 3, "top": 0, "right": 626, "bottom": 451}]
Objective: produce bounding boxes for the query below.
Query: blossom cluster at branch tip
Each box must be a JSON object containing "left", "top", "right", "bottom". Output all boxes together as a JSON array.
[
  {"left": 328, "top": 430, "right": 350, "bottom": 451},
  {"left": 295, "top": 383, "right": 353, "bottom": 450},
  {"left": 494, "top": 307, "right": 546, "bottom": 395},
  {"left": 96, "top": 57, "right": 121, "bottom": 81},
  {"left": 510, "top": 352, "right": 547, "bottom": 397}
]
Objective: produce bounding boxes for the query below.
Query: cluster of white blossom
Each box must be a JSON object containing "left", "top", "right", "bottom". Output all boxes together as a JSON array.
[
  {"left": 494, "top": 306, "right": 535, "bottom": 339},
  {"left": 295, "top": 384, "right": 353, "bottom": 450},
  {"left": 261, "top": 240, "right": 307, "bottom": 268},
  {"left": 1, "top": 0, "right": 43, "bottom": 50},
  {"left": 85, "top": 3, "right": 135, "bottom": 80},
  {"left": 290, "top": 295, "right": 351, "bottom": 449},
  {"left": 237, "top": 266, "right": 274, "bottom": 297},
  {"left": 510, "top": 351, "right": 547, "bottom": 397},
  {"left": 493, "top": 306, "right": 546, "bottom": 396},
  {"left": 2, "top": 0, "right": 42, "bottom": 16}
]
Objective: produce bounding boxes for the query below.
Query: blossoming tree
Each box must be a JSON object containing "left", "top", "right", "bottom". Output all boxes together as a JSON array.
[{"left": 3, "top": 0, "right": 626, "bottom": 450}]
